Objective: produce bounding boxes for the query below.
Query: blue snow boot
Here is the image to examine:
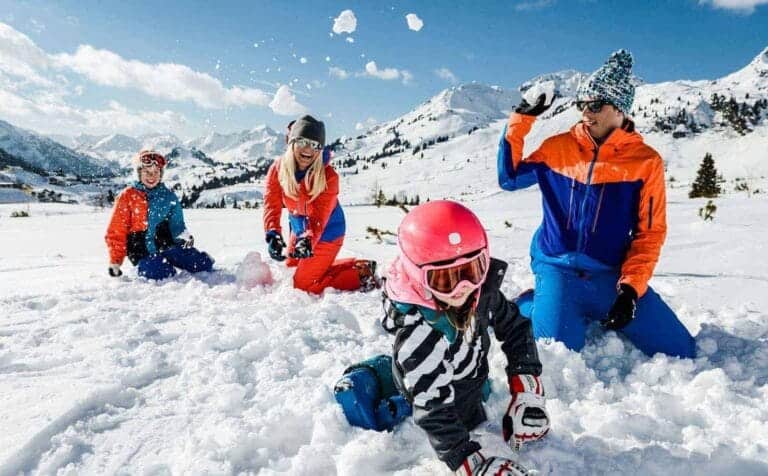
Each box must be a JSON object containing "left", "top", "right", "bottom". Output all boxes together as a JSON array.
[
  {"left": 334, "top": 354, "right": 412, "bottom": 431},
  {"left": 375, "top": 394, "right": 413, "bottom": 430}
]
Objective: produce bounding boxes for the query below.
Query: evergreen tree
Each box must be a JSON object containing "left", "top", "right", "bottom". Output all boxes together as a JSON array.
[
  {"left": 219, "top": 197, "right": 226, "bottom": 208},
  {"left": 690, "top": 153, "right": 721, "bottom": 198}
]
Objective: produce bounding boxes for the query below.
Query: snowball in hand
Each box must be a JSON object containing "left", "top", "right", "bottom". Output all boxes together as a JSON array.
[
  {"left": 523, "top": 80, "right": 556, "bottom": 107},
  {"left": 236, "top": 252, "right": 274, "bottom": 288}
]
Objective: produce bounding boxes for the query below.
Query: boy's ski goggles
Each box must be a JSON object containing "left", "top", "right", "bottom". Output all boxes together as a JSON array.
[
  {"left": 291, "top": 137, "right": 323, "bottom": 151},
  {"left": 576, "top": 99, "right": 613, "bottom": 113},
  {"left": 422, "top": 249, "right": 489, "bottom": 300},
  {"left": 138, "top": 151, "right": 166, "bottom": 168}
]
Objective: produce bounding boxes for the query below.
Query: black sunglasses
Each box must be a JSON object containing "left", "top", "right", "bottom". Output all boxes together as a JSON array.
[{"left": 576, "top": 99, "right": 613, "bottom": 113}]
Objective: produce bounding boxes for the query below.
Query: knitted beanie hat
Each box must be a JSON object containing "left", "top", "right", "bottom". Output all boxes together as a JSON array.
[
  {"left": 288, "top": 115, "right": 325, "bottom": 146},
  {"left": 576, "top": 49, "right": 635, "bottom": 114}
]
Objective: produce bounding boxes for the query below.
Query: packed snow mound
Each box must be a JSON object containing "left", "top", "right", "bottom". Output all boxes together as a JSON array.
[{"left": 236, "top": 252, "right": 274, "bottom": 289}]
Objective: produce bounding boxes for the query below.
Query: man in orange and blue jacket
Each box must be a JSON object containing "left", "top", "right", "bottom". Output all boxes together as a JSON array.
[{"left": 498, "top": 50, "right": 695, "bottom": 358}]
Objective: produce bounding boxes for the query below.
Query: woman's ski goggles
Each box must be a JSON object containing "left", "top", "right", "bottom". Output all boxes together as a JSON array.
[
  {"left": 576, "top": 99, "right": 612, "bottom": 113},
  {"left": 422, "top": 249, "right": 489, "bottom": 300},
  {"left": 291, "top": 137, "right": 323, "bottom": 151},
  {"left": 138, "top": 151, "right": 166, "bottom": 168}
]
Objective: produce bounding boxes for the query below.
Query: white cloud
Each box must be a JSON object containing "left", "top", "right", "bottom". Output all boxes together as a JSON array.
[
  {"left": 329, "top": 67, "right": 350, "bottom": 79},
  {"left": 269, "top": 85, "right": 307, "bottom": 116},
  {"left": 53, "top": 45, "right": 273, "bottom": 109},
  {"left": 332, "top": 10, "right": 357, "bottom": 34},
  {"left": 0, "top": 87, "right": 188, "bottom": 137},
  {"left": 405, "top": 13, "right": 423, "bottom": 31},
  {"left": 362, "top": 61, "right": 413, "bottom": 84},
  {"left": 435, "top": 67, "right": 458, "bottom": 84},
  {"left": 700, "top": 0, "right": 768, "bottom": 13},
  {"left": 0, "top": 22, "right": 312, "bottom": 137},
  {"left": 0, "top": 23, "right": 54, "bottom": 87},
  {"left": 364, "top": 61, "right": 400, "bottom": 80},
  {"left": 355, "top": 117, "right": 377, "bottom": 131},
  {"left": 346, "top": 37, "right": 355, "bottom": 44}
]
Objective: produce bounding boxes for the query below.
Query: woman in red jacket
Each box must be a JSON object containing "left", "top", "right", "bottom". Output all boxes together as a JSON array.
[{"left": 262, "top": 115, "right": 377, "bottom": 294}]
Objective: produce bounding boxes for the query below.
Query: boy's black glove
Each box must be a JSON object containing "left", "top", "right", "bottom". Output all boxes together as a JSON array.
[
  {"left": 265, "top": 231, "right": 286, "bottom": 261},
  {"left": 602, "top": 284, "right": 638, "bottom": 330},
  {"left": 108, "top": 264, "right": 122, "bottom": 277},
  {"left": 290, "top": 236, "right": 313, "bottom": 259},
  {"left": 514, "top": 93, "right": 552, "bottom": 117}
]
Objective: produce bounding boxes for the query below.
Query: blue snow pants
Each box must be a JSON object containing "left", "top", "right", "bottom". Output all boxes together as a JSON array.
[
  {"left": 517, "top": 259, "right": 696, "bottom": 359},
  {"left": 137, "top": 245, "right": 214, "bottom": 280}
]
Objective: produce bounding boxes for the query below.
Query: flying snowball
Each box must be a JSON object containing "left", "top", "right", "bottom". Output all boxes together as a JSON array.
[
  {"left": 523, "top": 80, "right": 556, "bottom": 107},
  {"left": 333, "top": 10, "right": 357, "bottom": 34},
  {"left": 406, "top": 13, "right": 423, "bottom": 31}
]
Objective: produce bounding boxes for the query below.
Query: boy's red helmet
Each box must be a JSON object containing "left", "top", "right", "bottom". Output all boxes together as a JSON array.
[{"left": 132, "top": 150, "right": 167, "bottom": 170}]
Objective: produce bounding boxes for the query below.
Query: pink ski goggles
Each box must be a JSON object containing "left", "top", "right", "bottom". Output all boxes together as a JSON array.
[{"left": 422, "top": 249, "right": 489, "bottom": 301}]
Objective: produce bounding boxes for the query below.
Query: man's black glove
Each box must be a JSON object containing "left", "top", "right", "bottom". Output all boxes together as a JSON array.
[
  {"left": 265, "top": 231, "right": 286, "bottom": 261},
  {"left": 602, "top": 284, "right": 638, "bottom": 330},
  {"left": 515, "top": 93, "right": 552, "bottom": 116},
  {"left": 290, "top": 236, "right": 313, "bottom": 259}
]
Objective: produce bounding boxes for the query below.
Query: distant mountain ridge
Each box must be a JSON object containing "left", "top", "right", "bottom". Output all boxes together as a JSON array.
[
  {"left": 0, "top": 120, "right": 114, "bottom": 177},
  {"left": 72, "top": 126, "right": 284, "bottom": 170}
]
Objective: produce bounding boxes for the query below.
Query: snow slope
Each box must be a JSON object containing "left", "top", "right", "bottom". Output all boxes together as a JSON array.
[{"left": 1, "top": 180, "right": 767, "bottom": 475}]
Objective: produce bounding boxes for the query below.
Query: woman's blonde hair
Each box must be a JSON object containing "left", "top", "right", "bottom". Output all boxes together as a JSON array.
[{"left": 277, "top": 145, "right": 327, "bottom": 201}]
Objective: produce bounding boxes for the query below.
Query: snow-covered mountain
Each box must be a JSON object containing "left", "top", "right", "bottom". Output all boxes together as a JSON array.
[
  {"left": 186, "top": 124, "right": 284, "bottom": 164},
  {"left": 0, "top": 120, "right": 114, "bottom": 177},
  {"left": 632, "top": 46, "right": 768, "bottom": 137},
  {"left": 519, "top": 69, "right": 588, "bottom": 100},
  {"left": 73, "top": 126, "right": 284, "bottom": 169},
  {"left": 336, "top": 83, "right": 523, "bottom": 163}
]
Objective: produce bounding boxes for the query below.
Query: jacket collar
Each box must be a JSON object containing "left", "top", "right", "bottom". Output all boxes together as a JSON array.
[
  {"left": 132, "top": 181, "right": 166, "bottom": 196},
  {"left": 571, "top": 119, "right": 643, "bottom": 151}
]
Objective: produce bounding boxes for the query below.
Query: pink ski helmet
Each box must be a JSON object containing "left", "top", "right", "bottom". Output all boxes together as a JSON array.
[{"left": 391, "top": 200, "right": 490, "bottom": 306}]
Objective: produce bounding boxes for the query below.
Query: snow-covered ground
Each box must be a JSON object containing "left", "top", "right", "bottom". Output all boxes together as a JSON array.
[{"left": 1, "top": 182, "right": 767, "bottom": 475}]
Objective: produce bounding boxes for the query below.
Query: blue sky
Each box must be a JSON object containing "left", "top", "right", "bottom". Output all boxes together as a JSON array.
[{"left": 0, "top": 0, "right": 766, "bottom": 141}]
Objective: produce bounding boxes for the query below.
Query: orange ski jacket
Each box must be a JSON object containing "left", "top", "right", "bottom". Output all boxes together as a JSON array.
[{"left": 498, "top": 113, "right": 667, "bottom": 296}]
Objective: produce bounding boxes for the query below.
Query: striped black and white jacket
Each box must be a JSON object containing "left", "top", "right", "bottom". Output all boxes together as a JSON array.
[{"left": 382, "top": 258, "right": 542, "bottom": 471}]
